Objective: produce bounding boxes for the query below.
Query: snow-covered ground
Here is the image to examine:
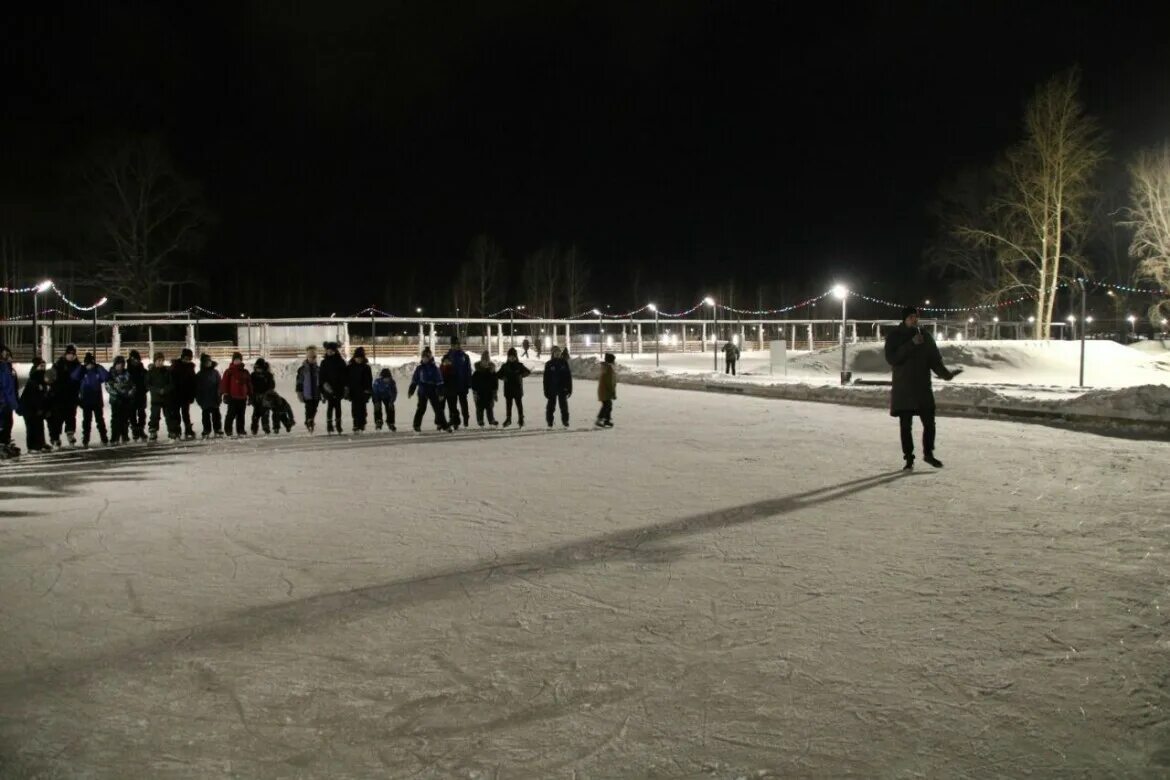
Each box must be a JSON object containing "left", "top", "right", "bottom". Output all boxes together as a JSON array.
[{"left": 2, "top": 383, "right": 1168, "bottom": 777}]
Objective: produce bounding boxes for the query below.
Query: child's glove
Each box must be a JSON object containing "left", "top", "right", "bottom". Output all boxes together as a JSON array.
[
  {"left": 296, "top": 391, "right": 304, "bottom": 403},
  {"left": 407, "top": 386, "right": 416, "bottom": 398}
]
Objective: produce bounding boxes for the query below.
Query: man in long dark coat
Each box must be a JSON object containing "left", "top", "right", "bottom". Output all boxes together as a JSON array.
[{"left": 884, "top": 306, "right": 960, "bottom": 470}]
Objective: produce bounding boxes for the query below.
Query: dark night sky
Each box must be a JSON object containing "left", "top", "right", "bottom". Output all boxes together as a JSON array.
[{"left": 3, "top": 1, "right": 1170, "bottom": 312}]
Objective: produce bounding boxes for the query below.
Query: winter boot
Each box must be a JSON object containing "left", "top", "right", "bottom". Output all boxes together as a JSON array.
[
  {"left": 503, "top": 417, "right": 511, "bottom": 428},
  {"left": 903, "top": 456, "right": 914, "bottom": 471},
  {"left": 389, "top": 424, "right": 396, "bottom": 432},
  {"left": 923, "top": 455, "right": 944, "bottom": 468}
]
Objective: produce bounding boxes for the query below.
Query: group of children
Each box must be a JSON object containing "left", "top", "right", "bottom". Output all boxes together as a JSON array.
[{"left": 0, "top": 336, "right": 619, "bottom": 457}]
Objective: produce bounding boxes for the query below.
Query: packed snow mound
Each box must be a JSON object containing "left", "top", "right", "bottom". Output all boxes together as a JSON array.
[
  {"left": 1130, "top": 339, "right": 1170, "bottom": 355},
  {"left": 1061, "top": 384, "right": 1170, "bottom": 421},
  {"left": 790, "top": 339, "right": 1168, "bottom": 387}
]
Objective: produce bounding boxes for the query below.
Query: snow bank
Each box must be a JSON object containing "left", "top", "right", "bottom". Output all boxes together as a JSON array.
[{"left": 789, "top": 339, "right": 1169, "bottom": 387}]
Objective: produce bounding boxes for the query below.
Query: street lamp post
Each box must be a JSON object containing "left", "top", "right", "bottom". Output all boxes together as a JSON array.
[
  {"left": 832, "top": 284, "right": 849, "bottom": 384},
  {"left": 648, "top": 304, "right": 659, "bottom": 367},
  {"left": 1078, "top": 278, "right": 1087, "bottom": 386},
  {"left": 92, "top": 297, "right": 107, "bottom": 357},
  {"left": 703, "top": 297, "right": 715, "bottom": 370},
  {"left": 32, "top": 280, "right": 51, "bottom": 362},
  {"left": 592, "top": 309, "right": 603, "bottom": 356},
  {"left": 1126, "top": 314, "right": 1137, "bottom": 342}
]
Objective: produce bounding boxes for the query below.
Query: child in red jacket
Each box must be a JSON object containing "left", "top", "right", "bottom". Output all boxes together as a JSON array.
[{"left": 218, "top": 352, "right": 253, "bottom": 437}]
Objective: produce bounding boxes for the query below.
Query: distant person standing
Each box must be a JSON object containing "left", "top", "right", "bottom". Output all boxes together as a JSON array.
[
  {"left": 171, "top": 348, "right": 198, "bottom": 439},
  {"left": 596, "top": 352, "right": 616, "bottom": 427},
  {"left": 443, "top": 336, "right": 473, "bottom": 428},
  {"left": 51, "top": 344, "right": 80, "bottom": 446},
  {"left": 196, "top": 354, "right": 223, "bottom": 438},
  {"left": 296, "top": 346, "right": 321, "bottom": 433},
  {"left": 127, "top": 349, "right": 148, "bottom": 441},
  {"left": 521, "top": 337, "right": 531, "bottom": 358},
  {"left": 347, "top": 346, "right": 372, "bottom": 433},
  {"left": 496, "top": 347, "right": 531, "bottom": 427},
  {"left": 319, "top": 341, "right": 348, "bottom": 434},
  {"left": 722, "top": 340, "right": 741, "bottom": 375},
  {"left": 408, "top": 346, "right": 449, "bottom": 432},
  {"left": 71, "top": 352, "right": 109, "bottom": 447},
  {"left": 219, "top": 352, "right": 253, "bottom": 437},
  {"left": 543, "top": 345, "right": 573, "bottom": 428},
  {"left": 884, "top": 306, "right": 961, "bottom": 470}
]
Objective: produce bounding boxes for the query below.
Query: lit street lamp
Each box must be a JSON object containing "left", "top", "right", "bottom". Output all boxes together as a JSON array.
[
  {"left": 648, "top": 303, "right": 659, "bottom": 367},
  {"left": 1127, "top": 314, "right": 1137, "bottom": 341},
  {"left": 703, "top": 297, "right": 716, "bottom": 370},
  {"left": 832, "top": 284, "right": 849, "bottom": 384}
]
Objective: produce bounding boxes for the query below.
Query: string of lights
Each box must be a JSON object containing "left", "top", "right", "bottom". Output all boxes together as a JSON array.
[{"left": 718, "top": 289, "right": 834, "bottom": 315}]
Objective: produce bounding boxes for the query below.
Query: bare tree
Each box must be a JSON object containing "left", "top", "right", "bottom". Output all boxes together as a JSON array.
[
  {"left": 1127, "top": 143, "right": 1170, "bottom": 320},
  {"left": 467, "top": 233, "right": 504, "bottom": 316},
  {"left": 83, "top": 137, "right": 206, "bottom": 312},
  {"left": 561, "top": 244, "right": 591, "bottom": 316},
  {"left": 957, "top": 70, "right": 1106, "bottom": 337},
  {"left": 523, "top": 245, "right": 561, "bottom": 319}
]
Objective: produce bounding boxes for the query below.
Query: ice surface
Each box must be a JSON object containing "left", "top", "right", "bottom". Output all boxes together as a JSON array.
[{"left": 2, "top": 383, "right": 1169, "bottom": 777}]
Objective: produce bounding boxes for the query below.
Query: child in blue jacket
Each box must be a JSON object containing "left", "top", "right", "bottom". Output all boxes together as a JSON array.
[
  {"left": 407, "top": 347, "right": 449, "bottom": 432},
  {"left": 372, "top": 367, "right": 397, "bottom": 431},
  {"left": 105, "top": 355, "right": 137, "bottom": 445},
  {"left": 70, "top": 352, "right": 109, "bottom": 447}
]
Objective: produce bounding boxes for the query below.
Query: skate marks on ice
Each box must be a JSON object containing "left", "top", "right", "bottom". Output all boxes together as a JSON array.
[{"left": 0, "top": 470, "right": 906, "bottom": 693}]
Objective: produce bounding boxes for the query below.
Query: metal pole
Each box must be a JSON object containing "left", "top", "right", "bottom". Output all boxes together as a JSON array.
[
  {"left": 92, "top": 306, "right": 98, "bottom": 357},
  {"left": 371, "top": 314, "right": 376, "bottom": 361},
  {"left": 598, "top": 315, "right": 603, "bottom": 356},
  {"left": 655, "top": 310, "right": 660, "bottom": 367},
  {"left": 32, "top": 292, "right": 39, "bottom": 361},
  {"left": 712, "top": 307, "right": 718, "bottom": 371},
  {"left": 247, "top": 319, "right": 252, "bottom": 357},
  {"left": 1079, "top": 279, "right": 1087, "bottom": 387},
  {"left": 839, "top": 295, "right": 848, "bottom": 384},
  {"left": 510, "top": 309, "right": 514, "bottom": 350}
]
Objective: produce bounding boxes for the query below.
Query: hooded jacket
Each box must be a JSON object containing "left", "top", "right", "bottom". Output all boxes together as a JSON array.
[
  {"left": 347, "top": 359, "right": 372, "bottom": 401},
  {"left": 16, "top": 367, "right": 43, "bottom": 416},
  {"left": 471, "top": 361, "right": 499, "bottom": 401},
  {"left": 0, "top": 361, "right": 18, "bottom": 412},
  {"left": 372, "top": 374, "right": 398, "bottom": 402},
  {"left": 127, "top": 355, "right": 148, "bottom": 403},
  {"left": 51, "top": 355, "right": 80, "bottom": 408},
  {"left": 496, "top": 360, "right": 531, "bottom": 398},
  {"left": 71, "top": 363, "right": 110, "bottom": 409},
  {"left": 442, "top": 347, "right": 473, "bottom": 393},
  {"left": 597, "top": 362, "right": 617, "bottom": 402},
  {"left": 251, "top": 362, "right": 275, "bottom": 403},
  {"left": 147, "top": 364, "right": 173, "bottom": 404},
  {"left": 171, "top": 359, "right": 197, "bottom": 404},
  {"left": 219, "top": 362, "right": 253, "bottom": 401},
  {"left": 409, "top": 360, "right": 443, "bottom": 394},
  {"left": 106, "top": 368, "right": 136, "bottom": 405},
  {"left": 196, "top": 359, "right": 221, "bottom": 408},
  {"left": 542, "top": 357, "right": 573, "bottom": 398}
]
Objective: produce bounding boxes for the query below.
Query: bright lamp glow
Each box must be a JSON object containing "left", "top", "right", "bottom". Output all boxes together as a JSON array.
[
  {"left": 967, "top": 317, "right": 974, "bottom": 323},
  {"left": 703, "top": 296, "right": 715, "bottom": 306},
  {"left": 95, "top": 297, "right": 108, "bottom": 307},
  {"left": 1086, "top": 316, "right": 1094, "bottom": 323},
  {"left": 1162, "top": 319, "right": 1168, "bottom": 326},
  {"left": 993, "top": 316, "right": 999, "bottom": 323},
  {"left": 831, "top": 284, "right": 848, "bottom": 300},
  {"left": 1127, "top": 314, "right": 1136, "bottom": 323},
  {"left": 1066, "top": 315, "right": 1076, "bottom": 323},
  {"left": 591, "top": 308, "right": 601, "bottom": 316},
  {"left": 35, "top": 280, "right": 52, "bottom": 293},
  {"left": 1027, "top": 316, "right": 1035, "bottom": 323},
  {"left": 647, "top": 303, "right": 657, "bottom": 312}
]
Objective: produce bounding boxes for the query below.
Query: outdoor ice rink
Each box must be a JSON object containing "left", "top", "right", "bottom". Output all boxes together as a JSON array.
[{"left": 2, "top": 384, "right": 1168, "bottom": 778}]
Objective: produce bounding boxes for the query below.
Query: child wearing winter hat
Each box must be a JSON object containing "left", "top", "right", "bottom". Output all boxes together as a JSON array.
[
  {"left": 439, "top": 354, "right": 461, "bottom": 430},
  {"left": 106, "top": 355, "right": 137, "bottom": 444},
  {"left": 147, "top": 351, "right": 177, "bottom": 441},
  {"left": 319, "top": 341, "right": 347, "bottom": 434},
  {"left": 0, "top": 345, "right": 20, "bottom": 457},
  {"left": 471, "top": 350, "right": 499, "bottom": 427},
  {"left": 70, "top": 352, "right": 110, "bottom": 447},
  {"left": 372, "top": 367, "right": 397, "bottom": 431},
  {"left": 126, "top": 349, "right": 148, "bottom": 440},
  {"left": 496, "top": 346, "right": 531, "bottom": 427},
  {"left": 408, "top": 346, "right": 450, "bottom": 432},
  {"left": 250, "top": 358, "right": 275, "bottom": 435},
  {"left": 195, "top": 353, "right": 223, "bottom": 438},
  {"left": 19, "top": 358, "right": 51, "bottom": 453},
  {"left": 347, "top": 346, "right": 372, "bottom": 433},
  {"left": 218, "top": 352, "right": 252, "bottom": 437},
  {"left": 296, "top": 346, "right": 321, "bottom": 433},
  {"left": 596, "top": 353, "right": 617, "bottom": 428}
]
